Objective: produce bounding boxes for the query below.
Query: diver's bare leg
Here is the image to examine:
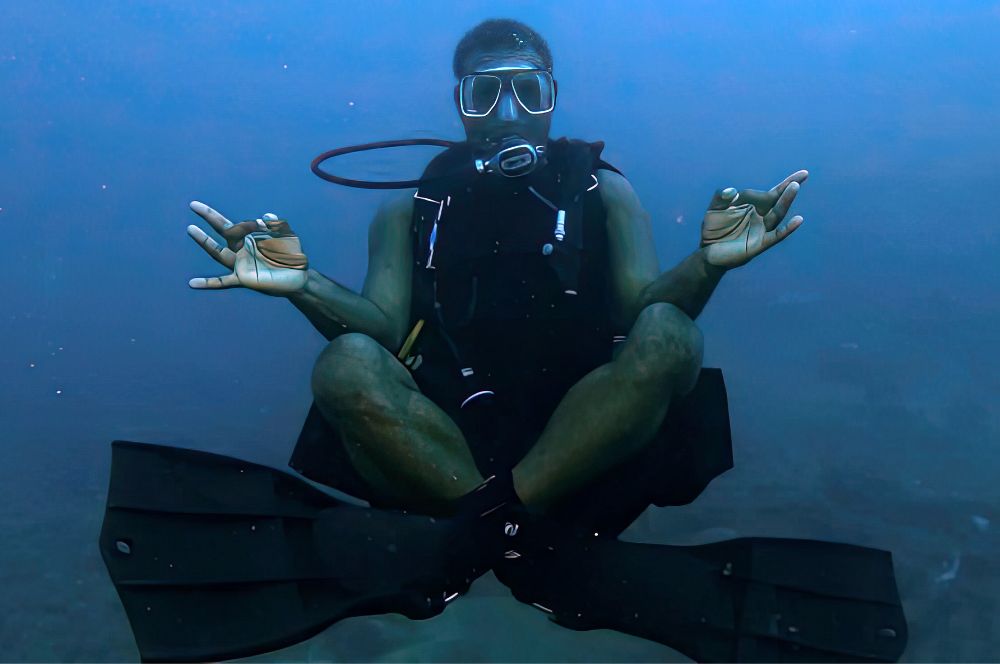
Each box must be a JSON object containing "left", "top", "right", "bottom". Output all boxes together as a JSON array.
[
  {"left": 513, "top": 303, "right": 703, "bottom": 512},
  {"left": 311, "top": 333, "right": 484, "bottom": 511}
]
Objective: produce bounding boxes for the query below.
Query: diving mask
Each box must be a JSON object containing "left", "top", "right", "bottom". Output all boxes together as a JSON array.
[{"left": 459, "top": 69, "right": 555, "bottom": 117}]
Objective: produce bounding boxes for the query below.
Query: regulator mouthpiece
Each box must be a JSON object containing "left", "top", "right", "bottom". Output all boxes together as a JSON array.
[{"left": 475, "top": 137, "right": 546, "bottom": 178}]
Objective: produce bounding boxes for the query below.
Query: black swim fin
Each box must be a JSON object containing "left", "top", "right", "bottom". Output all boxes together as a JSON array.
[
  {"left": 99, "top": 441, "right": 493, "bottom": 662},
  {"left": 497, "top": 531, "right": 908, "bottom": 662}
]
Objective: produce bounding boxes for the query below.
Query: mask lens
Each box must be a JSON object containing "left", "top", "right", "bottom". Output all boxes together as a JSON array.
[
  {"left": 461, "top": 75, "right": 501, "bottom": 116},
  {"left": 512, "top": 71, "right": 554, "bottom": 113}
]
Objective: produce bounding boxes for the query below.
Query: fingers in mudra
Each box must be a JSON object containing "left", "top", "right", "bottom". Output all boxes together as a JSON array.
[
  {"left": 762, "top": 214, "right": 804, "bottom": 251},
  {"left": 734, "top": 170, "right": 809, "bottom": 217},
  {"left": 187, "top": 233, "right": 271, "bottom": 291},
  {"left": 221, "top": 220, "right": 266, "bottom": 252},
  {"left": 763, "top": 180, "right": 799, "bottom": 231},
  {"left": 188, "top": 200, "right": 247, "bottom": 290},
  {"left": 189, "top": 201, "right": 234, "bottom": 233},
  {"left": 187, "top": 224, "right": 237, "bottom": 268},
  {"left": 708, "top": 187, "right": 739, "bottom": 210},
  {"left": 770, "top": 170, "right": 809, "bottom": 196},
  {"left": 189, "top": 273, "right": 241, "bottom": 289}
]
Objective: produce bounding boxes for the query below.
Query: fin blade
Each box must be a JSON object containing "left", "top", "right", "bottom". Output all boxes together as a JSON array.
[{"left": 99, "top": 442, "right": 457, "bottom": 662}]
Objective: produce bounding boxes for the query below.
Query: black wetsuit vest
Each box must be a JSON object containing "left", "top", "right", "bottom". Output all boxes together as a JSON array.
[{"left": 402, "top": 139, "right": 622, "bottom": 471}]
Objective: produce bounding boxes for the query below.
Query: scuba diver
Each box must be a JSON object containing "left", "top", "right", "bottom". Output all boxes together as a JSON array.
[{"left": 99, "top": 19, "right": 907, "bottom": 663}]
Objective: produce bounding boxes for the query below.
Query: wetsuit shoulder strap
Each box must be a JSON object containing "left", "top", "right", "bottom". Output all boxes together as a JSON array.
[
  {"left": 586, "top": 140, "right": 624, "bottom": 177},
  {"left": 597, "top": 159, "right": 623, "bottom": 176}
]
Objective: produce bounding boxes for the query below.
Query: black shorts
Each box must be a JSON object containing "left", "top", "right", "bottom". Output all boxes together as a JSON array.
[{"left": 290, "top": 334, "right": 734, "bottom": 537}]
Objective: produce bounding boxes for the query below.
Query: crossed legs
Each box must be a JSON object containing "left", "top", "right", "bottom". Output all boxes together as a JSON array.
[{"left": 311, "top": 302, "right": 703, "bottom": 515}]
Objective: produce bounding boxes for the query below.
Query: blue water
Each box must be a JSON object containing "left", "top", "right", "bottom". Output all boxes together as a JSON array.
[{"left": 1, "top": 1, "right": 997, "bottom": 660}]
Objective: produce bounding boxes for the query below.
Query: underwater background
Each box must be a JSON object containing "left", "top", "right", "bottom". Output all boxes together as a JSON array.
[{"left": 2, "top": 0, "right": 997, "bottom": 660}]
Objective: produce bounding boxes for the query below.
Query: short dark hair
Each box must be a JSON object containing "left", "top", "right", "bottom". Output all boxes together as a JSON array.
[{"left": 452, "top": 19, "right": 553, "bottom": 78}]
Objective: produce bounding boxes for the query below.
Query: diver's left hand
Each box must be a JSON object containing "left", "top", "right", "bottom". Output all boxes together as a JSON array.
[{"left": 700, "top": 170, "right": 808, "bottom": 269}]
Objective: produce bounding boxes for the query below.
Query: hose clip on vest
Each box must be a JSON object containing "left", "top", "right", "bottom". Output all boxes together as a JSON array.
[
  {"left": 526, "top": 186, "right": 566, "bottom": 242},
  {"left": 475, "top": 139, "right": 546, "bottom": 178}
]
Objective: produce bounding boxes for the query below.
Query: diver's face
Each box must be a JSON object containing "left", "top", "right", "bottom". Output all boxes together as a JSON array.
[{"left": 456, "top": 50, "right": 554, "bottom": 150}]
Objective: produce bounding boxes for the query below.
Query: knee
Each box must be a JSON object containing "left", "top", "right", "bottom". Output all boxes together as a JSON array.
[
  {"left": 311, "top": 333, "right": 388, "bottom": 403},
  {"left": 626, "top": 303, "right": 703, "bottom": 394}
]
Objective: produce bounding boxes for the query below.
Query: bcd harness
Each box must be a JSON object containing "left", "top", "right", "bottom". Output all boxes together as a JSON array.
[{"left": 398, "top": 138, "right": 624, "bottom": 410}]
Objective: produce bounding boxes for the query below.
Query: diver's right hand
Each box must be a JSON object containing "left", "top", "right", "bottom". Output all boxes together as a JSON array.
[{"left": 187, "top": 201, "right": 308, "bottom": 295}]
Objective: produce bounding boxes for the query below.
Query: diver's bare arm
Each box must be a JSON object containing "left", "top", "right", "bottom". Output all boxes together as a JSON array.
[
  {"left": 635, "top": 249, "right": 725, "bottom": 322},
  {"left": 600, "top": 170, "right": 723, "bottom": 327},
  {"left": 288, "top": 271, "right": 395, "bottom": 347},
  {"left": 288, "top": 193, "right": 414, "bottom": 351}
]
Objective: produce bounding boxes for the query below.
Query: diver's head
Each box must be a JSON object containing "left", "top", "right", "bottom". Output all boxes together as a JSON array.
[{"left": 452, "top": 19, "right": 556, "bottom": 159}]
